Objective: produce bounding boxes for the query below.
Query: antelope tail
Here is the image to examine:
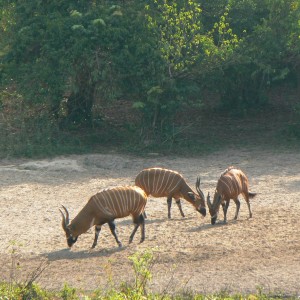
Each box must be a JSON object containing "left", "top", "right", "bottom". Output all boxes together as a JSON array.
[{"left": 248, "top": 192, "right": 257, "bottom": 199}]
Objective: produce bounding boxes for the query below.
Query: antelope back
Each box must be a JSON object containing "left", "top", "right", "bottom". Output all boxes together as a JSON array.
[
  {"left": 89, "top": 185, "right": 147, "bottom": 219},
  {"left": 216, "top": 167, "right": 249, "bottom": 199},
  {"left": 135, "top": 168, "right": 183, "bottom": 198}
]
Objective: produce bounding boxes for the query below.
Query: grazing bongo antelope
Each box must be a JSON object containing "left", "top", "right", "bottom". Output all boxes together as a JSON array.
[
  {"left": 59, "top": 186, "right": 147, "bottom": 249},
  {"left": 207, "top": 166, "right": 256, "bottom": 225},
  {"left": 135, "top": 167, "right": 206, "bottom": 218}
]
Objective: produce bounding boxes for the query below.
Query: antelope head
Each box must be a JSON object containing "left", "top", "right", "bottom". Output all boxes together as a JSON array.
[
  {"left": 207, "top": 191, "right": 220, "bottom": 225},
  {"left": 188, "top": 176, "right": 206, "bottom": 217},
  {"left": 59, "top": 205, "right": 78, "bottom": 248}
]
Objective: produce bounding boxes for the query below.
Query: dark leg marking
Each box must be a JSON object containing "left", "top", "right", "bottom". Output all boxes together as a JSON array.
[
  {"left": 139, "top": 214, "right": 145, "bottom": 243},
  {"left": 91, "top": 225, "right": 102, "bottom": 249},
  {"left": 234, "top": 198, "right": 241, "bottom": 220},
  {"left": 167, "top": 196, "right": 172, "bottom": 219},
  {"left": 108, "top": 220, "right": 122, "bottom": 247},
  {"left": 129, "top": 214, "right": 145, "bottom": 244},
  {"left": 221, "top": 200, "right": 230, "bottom": 223},
  {"left": 175, "top": 199, "right": 185, "bottom": 217}
]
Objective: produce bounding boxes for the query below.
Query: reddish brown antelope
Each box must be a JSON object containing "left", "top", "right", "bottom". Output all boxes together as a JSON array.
[
  {"left": 207, "top": 166, "right": 256, "bottom": 225},
  {"left": 135, "top": 167, "right": 206, "bottom": 218},
  {"left": 60, "top": 186, "right": 147, "bottom": 249}
]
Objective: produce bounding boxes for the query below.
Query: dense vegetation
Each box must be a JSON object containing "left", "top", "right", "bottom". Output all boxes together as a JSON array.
[{"left": 0, "top": 0, "right": 299, "bottom": 157}]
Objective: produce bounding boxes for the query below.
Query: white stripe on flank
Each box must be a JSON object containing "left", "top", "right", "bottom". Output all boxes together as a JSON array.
[
  {"left": 109, "top": 190, "right": 118, "bottom": 216},
  {"left": 128, "top": 189, "right": 132, "bottom": 212},
  {"left": 114, "top": 189, "right": 122, "bottom": 216},
  {"left": 163, "top": 171, "right": 172, "bottom": 193},
  {"left": 219, "top": 177, "right": 231, "bottom": 196},
  {"left": 147, "top": 171, "right": 150, "bottom": 194},
  {"left": 168, "top": 173, "right": 177, "bottom": 194},
  {"left": 122, "top": 189, "right": 128, "bottom": 215},
  {"left": 228, "top": 176, "right": 235, "bottom": 195},
  {"left": 229, "top": 176, "right": 235, "bottom": 195},
  {"left": 104, "top": 190, "right": 113, "bottom": 214},
  {"left": 156, "top": 169, "right": 167, "bottom": 195},
  {"left": 142, "top": 171, "right": 147, "bottom": 194},
  {"left": 128, "top": 189, "right": 133, "bottom": 211},
  {"left": 107, "top": 190, "right": 117, "bottom": 216},
  {"left": 137, "top": 192, "right": 142, "bottom": 214},
  {"left": 230, "top": 176, "right": 236, "bottom": 195},
  {"left": 133, "top": 191, "right": 138, "bottom": 214},
  {"left": 120, "top": 189, "right": 127, "bottom": 214},
  {"left": 97, "top": 193, "right": 113, "bottom": 217},
  {"left": 152, "top": 168, "right": 157, "bottom": 195},
  {"left": 94, "top": 193, "right": 105, "bottom": 212},
  {"left": 169, "top": 178, "right": 181, "bottom": 195},
  {"left": 155, "top": 168, "right": 163, "bottom": 194}
]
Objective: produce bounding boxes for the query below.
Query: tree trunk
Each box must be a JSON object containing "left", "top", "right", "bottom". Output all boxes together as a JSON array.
[{"left": 65, "top": 69, "right": 95, "bottom": 128}]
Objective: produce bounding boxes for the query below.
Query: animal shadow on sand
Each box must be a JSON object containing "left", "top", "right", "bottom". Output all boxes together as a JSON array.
[
  {"left": 45, "top": 245, "right": 127, "bottom": 261},
  {"left": 187, "top": 218, "right": 249, "bottom": 232}
]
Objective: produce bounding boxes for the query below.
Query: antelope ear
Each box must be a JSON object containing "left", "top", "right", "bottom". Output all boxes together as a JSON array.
[{"left": 187, "top": 192, "right": 195, "bottom": 201}]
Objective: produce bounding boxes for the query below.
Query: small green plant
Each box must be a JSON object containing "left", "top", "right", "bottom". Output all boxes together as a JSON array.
[
  {"left": 60, "top": 283, "right": 79, "bottom": 300},
  {"left": 0, "top": 241, "right": 50, "bottom": 299},
  {"left": 128, "top": 248, "right": 155, "bottom": 297}
]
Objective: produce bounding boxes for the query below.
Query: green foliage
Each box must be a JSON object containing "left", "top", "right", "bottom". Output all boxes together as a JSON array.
[
  {"left": 0, "top": 248, "right": 298, "bottom": 299},
  {"left": 0, "top": 282, "right": 51, "bottom": 300},
  {"left": 146, "top": 0, "right": 205, "bottom": 74},
  {"left": 128, "top": 249, "right": 154, "bottom": 296},
  {"left": 216, "top": 0, "right": 300, "bottom": 111},
  {"left": 60, "top": 283, "right": 79, "bottom": 300},
  {"left": 0, "top": 0, "right": 300, "bottom": 156}
]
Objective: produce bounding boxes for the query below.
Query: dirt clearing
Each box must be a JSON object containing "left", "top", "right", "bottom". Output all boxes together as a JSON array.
[{"left": 0, "top": 148, "right": 299, "bottom": 295}]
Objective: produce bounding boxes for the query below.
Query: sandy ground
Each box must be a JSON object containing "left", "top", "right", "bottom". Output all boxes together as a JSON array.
[{"left": 0, "top": 148, "right": 299, "bottom": 296}]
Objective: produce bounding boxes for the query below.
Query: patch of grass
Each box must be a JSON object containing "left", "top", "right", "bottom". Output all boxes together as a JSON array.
[
  {"left": 0, "top": 282, "right": 297, "bottom": 300},
  {"left": 0, "top": 248, "right": 298, "bottom": 300}
]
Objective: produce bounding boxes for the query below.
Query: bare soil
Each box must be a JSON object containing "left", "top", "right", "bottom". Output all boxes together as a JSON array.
[{"left": 0, "top": 149, "right": 299, "bottom": 296}]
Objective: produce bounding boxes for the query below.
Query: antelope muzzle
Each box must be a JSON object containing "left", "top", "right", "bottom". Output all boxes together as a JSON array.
[
  {"left": 198, "top": 207, "right": 206, "bottom": 217},
  {"left": 211, "top": 215, "right": 217, "bottom": 225},
  {"left": 67, "top": 236, "right": 78, "bottom": 248}
]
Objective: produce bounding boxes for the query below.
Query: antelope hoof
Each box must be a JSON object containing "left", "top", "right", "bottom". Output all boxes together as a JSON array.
[{"left": 118, "top": 242, "right": 123, "bottom": 248}]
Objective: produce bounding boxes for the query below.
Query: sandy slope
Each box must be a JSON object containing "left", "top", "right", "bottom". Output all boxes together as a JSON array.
[{"left": 0, "top": 149, "right": 299, "bottom": 295}]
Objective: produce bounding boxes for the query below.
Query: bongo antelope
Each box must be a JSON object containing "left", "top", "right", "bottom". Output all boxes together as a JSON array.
[
  {"left": 207, "top": 166, "right": 256, "bottom": 225},
  {"left": 60, "top": 186, "right": 147, "bottom": 249},
  {"left": 135, "top": 167, "right": 206, "bottom": 218}
]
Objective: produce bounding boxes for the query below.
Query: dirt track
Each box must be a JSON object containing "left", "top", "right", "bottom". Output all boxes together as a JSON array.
[{"left": 0, "top": 149, "right": 299, "bottom": 295}]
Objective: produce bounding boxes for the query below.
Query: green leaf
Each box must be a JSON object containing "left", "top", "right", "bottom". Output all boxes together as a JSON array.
[
  {"left": 71, "top": 25, "right": 85, "bottom": 31},
  {"left": 92, "top": 18, "right": 106, "bottom": 26},
  {"left": 132, "top": 101, "right": 145, "bottom": 109},
  {"left": 70, "top": 10, "right": 82, "bottom": 18}
]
